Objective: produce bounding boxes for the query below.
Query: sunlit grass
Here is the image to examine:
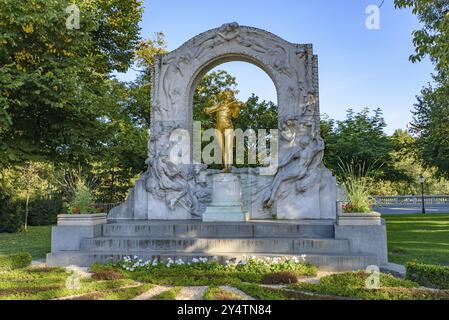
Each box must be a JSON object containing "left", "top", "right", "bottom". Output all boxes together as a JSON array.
[
  {"left": 0, "top": 226, "right": 52, "bottom": 259},
  {"left": 384, "top": 214, "right": 449, "bottom": 265}
]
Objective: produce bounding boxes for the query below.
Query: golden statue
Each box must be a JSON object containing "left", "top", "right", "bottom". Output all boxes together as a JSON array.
[{"left": 203, "top": 89, "right": 244, "bottom": 173}]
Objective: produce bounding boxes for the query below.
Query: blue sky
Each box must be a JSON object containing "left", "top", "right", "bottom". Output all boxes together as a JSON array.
[{"left": 116, "top": 0, "right": 435, "bottom": 134}]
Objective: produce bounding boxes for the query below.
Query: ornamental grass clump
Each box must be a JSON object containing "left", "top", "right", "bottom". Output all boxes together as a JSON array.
[
  {"left": 68, "top": 179, "right": 96, "bottom": 214},
  {"left": 339, "top": 160, "right": 375, "bottom": 213}
]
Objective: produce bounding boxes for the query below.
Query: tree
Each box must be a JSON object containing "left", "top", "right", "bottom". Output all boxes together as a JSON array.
[
  {"left": 395, "top": 0, "right": 449, "bottom": 177},
  {"left": 321, "top": 108, "right": 402, "bottom": 181},
  {"left": 0, "top": 0, "right": 143, "bottom": 167},
  {"left": 395, "top": 0, "right": 449, "bottom": 74},
  {"left": 410, "top": 77, "right": 449, "bottom": 178}
]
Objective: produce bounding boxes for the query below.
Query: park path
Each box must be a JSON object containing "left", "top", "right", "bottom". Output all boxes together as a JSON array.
[
  {"left": 176, "top": 286, "right": 208, "bottom": 300},
  {"left": 132, "top": 285, "right": 172, "bottom": 300},
  {"left": 219, "top": 286, "right": 255, "bottom": 300}
]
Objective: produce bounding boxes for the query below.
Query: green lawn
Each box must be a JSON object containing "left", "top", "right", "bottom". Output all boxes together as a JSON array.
[
  {"left": 0, "top": 226, "right": 52, "bottom": 260},
  {"left": 384, "top": 214, "right": 449, "bottom": 266}
]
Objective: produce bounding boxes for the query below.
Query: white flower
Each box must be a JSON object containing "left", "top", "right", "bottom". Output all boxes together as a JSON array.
[
  {"left": 175, "top": 259, "right": 185, "bottom": 265},
  {"left": 192, "top": 258, "right": 199, "bottom": 263},
  {"left": 133, "top": 255, "right": 138, "bottom": 259}
]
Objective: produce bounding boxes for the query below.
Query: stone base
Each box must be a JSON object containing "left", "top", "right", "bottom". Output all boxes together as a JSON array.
[
  {"left": 202, "top": 206, "right": 246, "bottom": 222},
  {"left": 203, "top": 173, "right": 246, "bottom": 222},
  {"left": 47, "top": 219, "right": 388, "bottom": 271}
]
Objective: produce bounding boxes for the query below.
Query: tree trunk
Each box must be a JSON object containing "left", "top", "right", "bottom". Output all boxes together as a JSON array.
[{"left": 24, "top": 192, "right": 30, "bottom": 232}]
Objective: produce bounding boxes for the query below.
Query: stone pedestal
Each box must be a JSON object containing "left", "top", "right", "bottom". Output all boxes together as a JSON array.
[{"left": 203, "top": 173, "right": 246, "bottom": 222}]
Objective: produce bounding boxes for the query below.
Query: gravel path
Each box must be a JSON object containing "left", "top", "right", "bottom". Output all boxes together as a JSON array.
[
  {"left": 219, "top": 286, "right": 255, "bottom": 300},
  {"left": 176, "top": 286, "right": 208, "bottom": 300},
  {"left": 132, "top": 285, "right": 172, "bottom": 300}
]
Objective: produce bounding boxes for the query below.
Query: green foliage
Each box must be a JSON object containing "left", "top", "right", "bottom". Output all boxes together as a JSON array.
[
  {"left": 234, "top": 283, "right": 285, "bottom": 300},
  {"left": 395, "top": 1, "right": 449, "bottom": 179},
  {"left": 292, "top": 272, "right": 449, "bottom": 300},
  {"left": 115, "top": 257, "right": 316, "bottom": 286},
  {"left": 394, "top": 0, "right": 449, "bottom": 74},
  {"left": 410, "top": 77, "right": 449, "bottom": 179},
  {"left": 406, "top": 262, "right": 449, "bottom": 289},
  {"left": 68, "top": 178, "right": 96, "bottom": 213},
  {"left": 66, "top": 283, "right": 155, "bottom": 300},
  {"left": 151, "top": 287, "right": 181, "bottom": 300},
  {"left": 0, "top": 226, "right": 51, "bottom": 259},
  {"left": 385, "top": 214, "right": 449, "bottom": 266},
  {"left": 203, "top": 286, "right": 244, "bottom": 300},
  {"left": 339, "top": 161, "right": 374, "bottom": 213},
  {"left": 321, "top": 108, "right": 403, "bottom": 182},
  {"left": 0, "top": 0, "right": 142, "bottom": 167},
  {"left": 26, "top": 196, "right": 63, "bottom": 226},
  {"left": 0, "top": 253, "right": 32, "bottom": 270},
  {"left": 0, "top": 195, "right": 23, "bottom": 233}
]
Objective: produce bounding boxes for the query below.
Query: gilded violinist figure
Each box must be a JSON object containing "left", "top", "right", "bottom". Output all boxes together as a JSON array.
[{"left": 203, "top": 89, "right": 245, "bottom": 173}]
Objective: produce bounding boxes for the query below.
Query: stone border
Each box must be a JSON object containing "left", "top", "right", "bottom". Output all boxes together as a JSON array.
[
  {"left": 337, "top": 212, "right": 382, "bottom": 226},
  {"left": 57, "top": 213, "right": 107, "bottom": 226}
]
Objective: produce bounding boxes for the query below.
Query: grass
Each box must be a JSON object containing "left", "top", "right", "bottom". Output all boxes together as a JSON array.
[
  {"left": 290, "top": 272, "right": 449, "bottom": 300},
  {"left": 384, "top": 214, "right": 449, "bottom": 266},
  {"left": 66, "top": 284, "right": 155, "bottom": 300},
  {"left": 203, "top": 286, "right": 244, "bottom": 300},
  {"left": 0, "top": 266, "right": 137, "bottom": 300},
  {"left": 0, "top": 226, "right": 52, "bottom": 259},
  {"left": 151, "top": 287, "right": 181, "bottom": 300}
]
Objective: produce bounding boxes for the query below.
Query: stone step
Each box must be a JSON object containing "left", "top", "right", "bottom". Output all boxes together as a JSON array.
[
  {"left": 47, "top": 251, "right": 379, "bottom": 271},
  {"left": 80, "top": 237, "right": 350, "bottom": 254},
  {"left": 102, "top": 220, "right": 335, "bottom": 239}
]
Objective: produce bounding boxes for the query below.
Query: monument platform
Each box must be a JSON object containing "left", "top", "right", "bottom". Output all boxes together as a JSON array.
[{"left": 47, "top": 219, "right": 386, "bottom": 271}]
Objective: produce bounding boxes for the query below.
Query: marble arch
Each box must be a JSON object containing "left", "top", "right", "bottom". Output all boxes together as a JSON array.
[{"left": 109, "top": 22, "right": 336, "bottom": 221}]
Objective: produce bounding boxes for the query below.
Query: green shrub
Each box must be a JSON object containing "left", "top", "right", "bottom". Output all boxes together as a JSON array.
[
  {"left": 0, "top": 196, "right": 23, "bottom": 233},
  {"left": 290, "top": 272, "right": 449, "bottom": 300},
  {"left": 68, "top": 179, "right": 96, "bottom": 214},
  {"left": 0, "top": 253, "right": 32, "bottom": 270},
  {"left": 406, "top": 262, "right": 449, "bottom": 289},
  {"left": 262, "top": 271, "right": 298, "bottom": 285},
  {"left": 339, "top": 161, "right": 374, "bottom": 213},
  {"left": 27, "top": 196, "right": 63, "bottom": 226}
]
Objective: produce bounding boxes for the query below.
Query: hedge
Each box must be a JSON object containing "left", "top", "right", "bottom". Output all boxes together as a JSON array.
[
  {"left": 0, "top": 195, "right": 63, "bottom": 232},
  {"left": 0, "top": 253, "right": 32, "bottom": 270},
  {"left": 27, "top": 196, "right": 63, "bottom": 226},
  {"left": 405, "top": 262, "right": 449, "bottom": 289},
  {"left": 0, "top": 196, "right": 23, "bottom": 233}
]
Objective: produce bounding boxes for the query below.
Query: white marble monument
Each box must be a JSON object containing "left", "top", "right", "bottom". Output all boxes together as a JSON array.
[{"left": 109, "top": 22, "right": 337, "bottom": 221}]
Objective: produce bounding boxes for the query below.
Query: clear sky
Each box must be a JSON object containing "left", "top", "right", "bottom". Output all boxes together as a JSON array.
[{"left": 116, "top": 0, "right": 435, "bottom": 134}]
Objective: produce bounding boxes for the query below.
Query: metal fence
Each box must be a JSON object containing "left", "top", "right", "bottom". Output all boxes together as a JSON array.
[
  {"left": 93, "top": 202, "right": 120, "bottom": 212},
  {"left": 371, "top": 196, "right": 449, "bottom": 206}
]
